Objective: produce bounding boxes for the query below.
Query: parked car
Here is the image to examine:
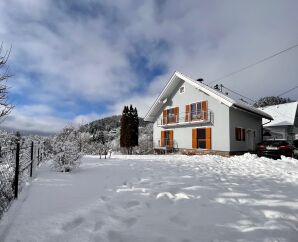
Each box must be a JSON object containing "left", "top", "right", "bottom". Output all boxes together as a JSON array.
[
  {"left": 257, "top": 140, "right": 294, "bottom": 159},
  {"left": 293, "top": 140, "right": 298, "bottom": 159}
]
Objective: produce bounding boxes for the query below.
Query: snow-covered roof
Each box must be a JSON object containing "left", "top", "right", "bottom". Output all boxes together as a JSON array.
[
  {"left": 144, "top": 71, "right": 273, "bottom": 122},
  {"left": 259, "top": 101, "right": 298, "bottom": 127}
]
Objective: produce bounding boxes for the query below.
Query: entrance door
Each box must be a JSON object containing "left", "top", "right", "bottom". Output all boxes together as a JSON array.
[{"left": 247, "top": 130, "right": 255, "bottom": 151}]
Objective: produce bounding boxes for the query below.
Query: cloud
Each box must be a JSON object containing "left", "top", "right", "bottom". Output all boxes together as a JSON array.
[
  {"left": 0, "top": 104, "right": 102, "bottom": 133},
  {"left": 0, "top": 0, "right": 297, "bottom": 132},
  {"left": 0, "top": 104, "right": 67, "bottom": 133}
]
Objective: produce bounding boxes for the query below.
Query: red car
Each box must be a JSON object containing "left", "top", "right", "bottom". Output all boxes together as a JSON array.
[{"left": 257, "top": 140, "right": 294, "bottom": 159}]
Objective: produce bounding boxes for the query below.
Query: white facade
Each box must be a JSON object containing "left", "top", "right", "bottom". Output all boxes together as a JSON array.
[{"left": 145, "top": 72, "right": 272, "bottom": 152}]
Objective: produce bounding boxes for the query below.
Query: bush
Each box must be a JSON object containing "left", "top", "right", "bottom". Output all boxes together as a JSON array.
[
  {"left": 52, "top": 126, "right": 82, "bottom": 172},
  {"left": 52, "top": 141, "right": 82, "bottom": 172}
]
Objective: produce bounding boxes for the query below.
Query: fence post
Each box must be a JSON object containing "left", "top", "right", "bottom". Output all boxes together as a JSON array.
[
  {"left": 14, "top": 141, "right": 20, "bottom": 199},
  {"left": 30, "top": 141, "right": 34, "bottom": 177},
  {"left": 37, "top": 148, "right": 40, "bottom": 165}
]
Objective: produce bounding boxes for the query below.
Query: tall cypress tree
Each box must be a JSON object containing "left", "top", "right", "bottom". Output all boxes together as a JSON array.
[
  {"left": 120, "top": 105, "right": 139, "bottom": 154},
  {"left": 127, "top": 105, "right": 134, "bottom": 154},
  {"left": 132, "top": 107, "right": 139, "bottom": 147},
  {"left": 120, "top": 106, "right": 128, "bottom": 149}
]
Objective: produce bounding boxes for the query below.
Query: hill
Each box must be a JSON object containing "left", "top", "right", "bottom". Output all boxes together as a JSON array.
[
  {"left": 80, "top": 115, "right": 153, "bottom": 154},
  {"left": 81, "top": 115, "right": 149, "bottom": 134}
]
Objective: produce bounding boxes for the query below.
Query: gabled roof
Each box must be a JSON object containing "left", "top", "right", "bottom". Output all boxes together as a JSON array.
[
  {"left": 259, "top": 101, "right": 298, "bottom": 127},
  {"left": 144, "top": 71, "right": 273, "bottom": 122}
]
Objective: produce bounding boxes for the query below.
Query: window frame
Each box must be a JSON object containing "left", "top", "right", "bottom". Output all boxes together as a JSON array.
[
  {"left": 163, "top": 107, "right": 179, "bottom": 124},
  {"left": 235, "top": 127, "right": 246, "bottom": 141},
  {"left": 190, "top": 101, "right": 203, "bottom": 121}
]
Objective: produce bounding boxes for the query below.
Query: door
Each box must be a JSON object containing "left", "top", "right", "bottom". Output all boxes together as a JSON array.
[{"left": 247, "top": 130, "right": 255, "bottom": 151}]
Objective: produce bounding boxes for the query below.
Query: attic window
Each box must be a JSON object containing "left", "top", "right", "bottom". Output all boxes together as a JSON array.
[{"left": 179, "top": 85, "right": 185, "bottom": 94}]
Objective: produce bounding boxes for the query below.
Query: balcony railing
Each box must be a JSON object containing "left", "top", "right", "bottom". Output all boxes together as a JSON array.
[
  {"left": 157, "top": 110, "right": 212, "bottom": 126},
  {"left": 154, "top": 139, "right": 178, "bottom": 148}
]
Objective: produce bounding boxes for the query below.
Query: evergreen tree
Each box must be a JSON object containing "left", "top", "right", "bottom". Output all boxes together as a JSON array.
[
  {"left": 120, "top": 106, "right": 128, "bottom": 149},
  {"left": 132, "top": 107, "right": 139, "bottom": 147},
  {"left": 120, "top": 105, "right": 139, "bottom": 154}
]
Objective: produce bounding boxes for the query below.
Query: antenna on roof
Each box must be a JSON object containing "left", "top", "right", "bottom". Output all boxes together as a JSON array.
[{"left": 214, "top": 84, "right": 223, "bottom": 92}]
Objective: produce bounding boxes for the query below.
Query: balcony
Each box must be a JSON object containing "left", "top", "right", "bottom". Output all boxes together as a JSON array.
[
  {"left": 157, "top": 110, "right": 212, "bottom": 127},
  {"left": 154, "top": 139, "right": 178, "bottom": 153}
]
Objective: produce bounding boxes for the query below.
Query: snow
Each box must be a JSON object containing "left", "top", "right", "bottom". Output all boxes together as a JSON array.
[
  {"left": 259, "top": 101, "right": 298, "bottom": 127},
  {"left": 0, "top": 154, "right": 298, "bottom": 242}
]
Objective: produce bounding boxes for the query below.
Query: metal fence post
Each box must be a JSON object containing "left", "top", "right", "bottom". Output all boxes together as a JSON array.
[
  {"left": 30, "top": 141, "right": 34, "bottom": 177},
  {"left": 37, "top": 148, "right": 40, "bottom": 165},
  {"left": 14, "top": 141, "right": 20, "bottom": 199}
]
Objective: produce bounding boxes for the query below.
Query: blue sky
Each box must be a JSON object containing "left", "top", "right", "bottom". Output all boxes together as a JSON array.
[{"left": 0, "top": 0, "right": 298, "bottom": 133}]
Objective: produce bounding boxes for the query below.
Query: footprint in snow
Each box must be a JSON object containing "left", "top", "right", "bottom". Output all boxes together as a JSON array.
[
  {"left": 123, "top": 200, "right": 140, "bottom": 209},
  {"left": 122, "top": 217, "right": 137, "bottom": 227},
  {"left": 62, "top": 216, "right": 84, "bottom": 232}
]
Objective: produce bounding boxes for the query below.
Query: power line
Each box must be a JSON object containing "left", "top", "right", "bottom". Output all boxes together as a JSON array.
[
  {"left": 276, "top": 85, "right": 298, "bottom": 97},
  {"left": 221, "top": 85, "right": 256, "bottom": 103},
  {"left": 208, "top": 43, "right": 298, "bottom": 85},
  {"left": 219, "top": 85, "right": 295, "bottom": 120}
]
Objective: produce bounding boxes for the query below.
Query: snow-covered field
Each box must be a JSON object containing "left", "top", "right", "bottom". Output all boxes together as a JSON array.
[{"left": 0, "top": 154, "right": 298, "bottom": 242}]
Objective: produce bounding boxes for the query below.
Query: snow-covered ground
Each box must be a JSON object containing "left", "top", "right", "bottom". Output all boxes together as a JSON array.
[{"left": 0, "top": 154, "right": 298, "bottom": 242}]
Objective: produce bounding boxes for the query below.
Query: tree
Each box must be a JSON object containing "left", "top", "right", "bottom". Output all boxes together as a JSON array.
[
  {"left": 120, "top": 105, "right": 139, "bottom": 154},
  {"left": 253, "top": 96, "right": 294, "bottom": 108},
  {"left": 52, "top": 125, "right": 82, "bottom": 172},
  {"left": 0, "top": 45, "right": 13, "bottom": 118},
  {"left": 120, "top": 105, "right": 129, "bottom": 150},
  {"left": 132, "top": 107, "right": 139, "bottom": 147}
]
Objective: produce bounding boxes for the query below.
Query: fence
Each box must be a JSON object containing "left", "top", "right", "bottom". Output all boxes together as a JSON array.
[{"left": 0, "top": 140, "right": 44, "bottom": 219}]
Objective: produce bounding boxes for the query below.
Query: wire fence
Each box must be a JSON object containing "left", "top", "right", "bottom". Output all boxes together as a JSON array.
[{"left": 0, "top": 140, "right": 44, "bottom": 219}]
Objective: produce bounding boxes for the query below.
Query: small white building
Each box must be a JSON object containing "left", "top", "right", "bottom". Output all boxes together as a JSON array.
[
  {"left": 259, "top": 101, "right": 298, "bottom": 141},
  {"left": 144, "top": 72, "right": 272, "bottom": 155}
]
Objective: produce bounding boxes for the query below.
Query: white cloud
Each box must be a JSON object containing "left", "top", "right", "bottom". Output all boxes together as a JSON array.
[
  {"left": 0, "top": 0, "right": 298, "bottom": 132},
  {"left": 0, "top": 105, "right": 67, "bottom": 133}
]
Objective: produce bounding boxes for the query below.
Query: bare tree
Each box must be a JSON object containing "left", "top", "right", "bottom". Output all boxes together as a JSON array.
[{"left": 0, "top": 44, "right": 13, "bottom": 119}]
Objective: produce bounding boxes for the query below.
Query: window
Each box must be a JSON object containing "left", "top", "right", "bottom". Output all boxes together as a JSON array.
[
  {"left": 198, "top": 128, "right": 206, "bottom": 149},
  {"left": 189, "top": 101, "right": 207, "bottom": 121},
  {"left": 161, "top": 130, "right": 173, "bottom": 147},
  {"left": 235, "top": 127, "right": 246, "bottom": 141},
  {"left": 163, "top": 107, "right": 179, "bottom": 124},
  {"left": 192, "top": 127, "right": 211, "bottom": 149},
  {"left": 167, "top": 108, "right": 175, "bottom": 123},
  {"left": 179, "top": 85, "right": 185, "bottom": 94}
]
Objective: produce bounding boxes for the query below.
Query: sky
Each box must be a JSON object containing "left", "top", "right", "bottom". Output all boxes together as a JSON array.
[{"left": 0, "top": 0, "right": 297, "bottom": 133}]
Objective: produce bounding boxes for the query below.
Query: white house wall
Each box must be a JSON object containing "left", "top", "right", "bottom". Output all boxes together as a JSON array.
[
  {"left": 153, "top": 80, "right": 231, "bottom": 151},
  {"left": 229, "top": 108, "right": 262, "bottom": 151}
]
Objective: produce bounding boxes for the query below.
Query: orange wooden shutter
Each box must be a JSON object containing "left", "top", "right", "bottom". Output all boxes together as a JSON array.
[
  {"left": 185, "top": 105, "right": 190, "bottom": 122},
  {"left": 206, "top": 128, "right": 212, "bottom": 149},
  {"left": 161, "top": 131, "right": 165, "bottom": 147},
  {"left": 174, "top": 107, "right": 179, "bottom": 123},
  {"left": 163, "top": 110, "right": 167, "bottom": 125},
  {"left": 192, "top": 128, "right": 197, "bottom": 148},
  {"left": 169, "top": 130, "right": 173, "bottom": 147},
  {"left": 202, "top": 101, "right": 208, "bottom": 120}
]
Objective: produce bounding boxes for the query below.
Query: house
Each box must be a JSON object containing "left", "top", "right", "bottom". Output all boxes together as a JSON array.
[
  {"left": 144, "top": 71, "right": 273, "bottom": 155},
  {"left": 258, "top": 102, "right": 298, "bottom": 141}
]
